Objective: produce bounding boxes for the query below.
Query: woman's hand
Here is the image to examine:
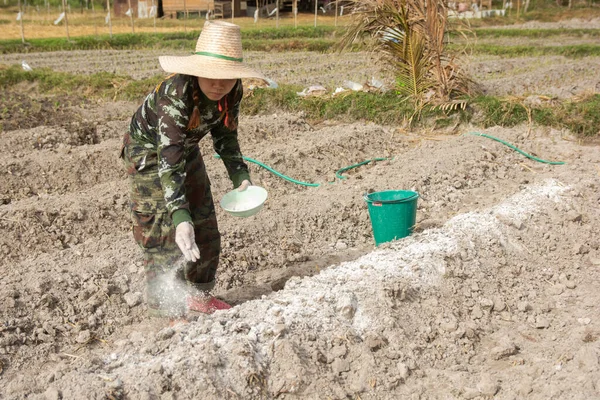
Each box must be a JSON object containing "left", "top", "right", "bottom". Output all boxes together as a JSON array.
[
  {"left": 175, "top": 221, "right": 201, "bottom": 262},
  {"left": 237, "top": 179, "right": 251, "bottom": 192}
]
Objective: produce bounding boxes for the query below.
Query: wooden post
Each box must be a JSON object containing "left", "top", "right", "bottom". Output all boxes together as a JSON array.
[
  {"left": 257, "top": 0, "right": 261, "bottom": 24},
  {"left": 127, "top": 0, "right": 135, "bottom": 33},
  {"left": 231, "top": 0, "right": 234, "bottom": 22},
  {"left": 62, "top": 0, "right": 70, "bottom": 41},
  {"left": 18, "top": 0, "right": 25, "bottom": 44},
  {"left": 293, "top": 0, "right": 297, "bottom": 28},
  {"left": 314, "top": 0, "right": 317, "bottom": 27},
  {"left": 152, "top": 0, "right": 157, "bottom": 32},
  {"left": 106, "top": 0, "right": 112, "bottom": 38},
  {"left": 182, "top": 0, "right": 187, "bottom": 32},
  {"left": 334, "top": 0, "right": 337, "bottom": 26},
  {"left": 91, "top": 0, "right": 98, "bottom": 37},
  {"left": 276, "top": 1, "right": 279, "bottom": 28}
]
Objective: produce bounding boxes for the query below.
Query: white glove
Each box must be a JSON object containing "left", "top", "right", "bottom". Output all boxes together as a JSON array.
[
  {"left": 175, "top": 221, "right": 200, "bottom": 262},
  {"left": 238, "top": 179, "right": 251, "bottom": 192}
]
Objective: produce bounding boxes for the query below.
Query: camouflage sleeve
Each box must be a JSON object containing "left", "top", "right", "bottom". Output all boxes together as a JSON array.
[
  {"left": 156, "top": 78, "right": 194, "bottom": 216},
  {"left": 211, "top": 81, "right": 251, "bottom": 189}
]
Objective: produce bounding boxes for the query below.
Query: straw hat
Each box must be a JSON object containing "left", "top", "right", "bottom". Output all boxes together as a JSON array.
[{"left": 159, "top": 20, "right": 265, "bottom": 80}]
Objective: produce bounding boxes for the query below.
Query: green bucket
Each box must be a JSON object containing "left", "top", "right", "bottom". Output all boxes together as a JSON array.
[{"left": 363, "top": 190, "right": 419, "bottom": 246}]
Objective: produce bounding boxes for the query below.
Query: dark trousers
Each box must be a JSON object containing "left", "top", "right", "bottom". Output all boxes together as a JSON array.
[{"left": 123, "top": 141, "right": 221, "bottom": 316}]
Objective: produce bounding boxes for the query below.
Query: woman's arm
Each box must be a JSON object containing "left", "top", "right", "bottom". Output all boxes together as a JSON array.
[
  {"left": 211, "top": 81, "right": 251, "bottom": 188},
  {"left": 155, "top": 76, "right": 195, "bottom": 225}
]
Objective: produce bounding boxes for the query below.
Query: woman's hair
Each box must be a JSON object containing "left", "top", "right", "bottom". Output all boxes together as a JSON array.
[
  {"left": 217, "top": 90, "right": 238, "bottom": 131},
  {"left": 187, "top": 79, "right": 238, "bottom": 131}
]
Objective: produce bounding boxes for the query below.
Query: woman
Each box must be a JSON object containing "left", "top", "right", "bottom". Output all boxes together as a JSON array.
[{"left": 121, "top": 21, "right": 266, "bottom": 318}]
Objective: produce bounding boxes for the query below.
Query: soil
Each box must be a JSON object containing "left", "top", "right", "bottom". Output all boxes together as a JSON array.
[{"left": 1, "top": 18, "right": 600, "bottom": 400}]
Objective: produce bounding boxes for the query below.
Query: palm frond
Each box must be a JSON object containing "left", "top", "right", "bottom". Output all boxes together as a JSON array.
[
  {"left": 339, "top": 0, "right": 479, "bottom": 108},
  {"left": 433, "top": 99, "right": 469, "bottom": 111},
  {"left": 391, "top": 33, "right": 432, "bottom": 98}
]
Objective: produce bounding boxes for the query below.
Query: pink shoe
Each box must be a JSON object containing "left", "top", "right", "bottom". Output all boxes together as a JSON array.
[{"left": 187, "top": 296, "right": 232, "bottom": 314}]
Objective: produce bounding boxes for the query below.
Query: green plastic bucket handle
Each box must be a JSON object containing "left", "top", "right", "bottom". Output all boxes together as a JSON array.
[{"left": 363, "top": 191, "right": 419, "bottom": 205}]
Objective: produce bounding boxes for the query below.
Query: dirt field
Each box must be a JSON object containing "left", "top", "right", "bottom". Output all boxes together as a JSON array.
[{"left": 1, "top": 18, "right": 600, "bottom": 400}]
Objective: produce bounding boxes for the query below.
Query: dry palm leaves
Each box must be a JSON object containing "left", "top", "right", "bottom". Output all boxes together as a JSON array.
[{"left": 339, "top": 0, "right": 478, "bottom": 115}]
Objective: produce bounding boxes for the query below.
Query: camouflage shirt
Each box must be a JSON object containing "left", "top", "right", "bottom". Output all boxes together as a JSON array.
[{"left": 128, "top": 73, "right": 250, "bottom": 217}]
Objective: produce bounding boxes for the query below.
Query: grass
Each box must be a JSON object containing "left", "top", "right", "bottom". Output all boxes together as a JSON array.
[
  {"left": 0, "top": 26, "right": 343, "bottom": 53},
  {"left": 1, "top": 65, "right": 598, "bottom": 137},
  {"left": 240, "top": 25, "right": 339, "bottom": 39},
  {"left": 244, "top": 86, "right": 417, "bottom": 125},
  {"left": 560, "top": 94, "right": 600, "bottom": 136},
  {"left": 0, "top": 65, "right": 158, "bottom": 101},
  {"left": 473, "top": 28, "right": 600, "bottom": 39},
  {"left": 5, "top": 33, "right": 600, "bottom": 58},
  {"left": 0, "top": 7, "right": 350, "bottom": 42},
  {"left": 462, "top": 43, "right": 600, "bottom": 58},
  {"left": 1, "top": 3, "right": 599, "bottom": 137},
  {"left": 2, "top": 28, "right": 599, "bottom": 57},
  {"left": 468, "top": 94, "right": 600, "bottom": 136},
  {"left": 468, "top": 95, "right": 532, "bottom": 127},
  {"left": 2, "top": 6, "right": 600, "bottom": 57}
]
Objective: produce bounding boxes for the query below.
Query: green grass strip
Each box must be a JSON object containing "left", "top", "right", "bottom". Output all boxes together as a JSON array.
[
  {"left": 4, "top": 34, "right": 596, "bottom": 57},
  {"left": 1, "top": 65, "right": 598, "bottom": 137},
  {"left": 241, "top": 25, "right": 339, "bottom": 39},
  {"left": 0, "top": 65, "right": 159, "bottom": 101},
  {"left": 468, "top": 95, "right": 600, "bottom": 137},
  {"left": 450, "top": 43, "right": 600, "bottom": 58},
  {"left": 0, "top": 26, "right": 342, "bottom": 54},
  {"left": 243, "top": 85, "right": 418, "bottom": 124},
  {"left": 473, "top": 28, "right": 600, "bottom": 39}
]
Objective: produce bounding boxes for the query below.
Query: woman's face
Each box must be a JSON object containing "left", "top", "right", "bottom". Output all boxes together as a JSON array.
[{"left": 198, "top": 77, "right": 237, "bottom": 101}]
